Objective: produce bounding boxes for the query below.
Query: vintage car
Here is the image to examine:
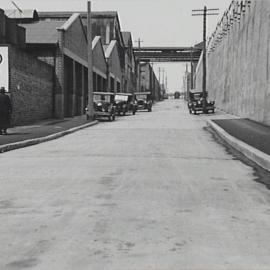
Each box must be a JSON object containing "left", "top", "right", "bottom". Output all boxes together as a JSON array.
[
  {"left": 114, "top": 93, "right": 137, "bottom": 116},
  {"left": 174, "top": 91, "right": 180, "bottom": 99},
  {"left": 93, "top": 92, "right": 116, "bottom": 121},
  {"left": 134, "top": 92, "right": 152, "bottom": 112},
  {"left": 188, "top": 91, "right": 215, "bottom": 114}
]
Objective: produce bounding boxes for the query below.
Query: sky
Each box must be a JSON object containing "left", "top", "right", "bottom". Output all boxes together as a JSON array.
[{"left": 2, "top": 0, "right": 232, "bottom": 92}]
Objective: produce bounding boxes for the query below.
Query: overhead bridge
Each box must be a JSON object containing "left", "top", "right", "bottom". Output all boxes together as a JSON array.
[{"left": 134, "top": 46, "right": 202, "bottom": 62}]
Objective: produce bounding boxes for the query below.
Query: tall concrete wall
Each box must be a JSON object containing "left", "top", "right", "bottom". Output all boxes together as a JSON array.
[{"left": 195, "top": 1, "right": 270, "bottom": 125}]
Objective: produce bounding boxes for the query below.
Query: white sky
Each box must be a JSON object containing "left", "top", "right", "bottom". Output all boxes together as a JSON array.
[{"left": 2, "top": 0, "right": 232, "bottom": 92}]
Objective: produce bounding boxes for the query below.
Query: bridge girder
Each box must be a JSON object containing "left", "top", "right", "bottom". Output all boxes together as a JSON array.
[{"left": 134, "top": 46, "right": 202, "bottom": 62}]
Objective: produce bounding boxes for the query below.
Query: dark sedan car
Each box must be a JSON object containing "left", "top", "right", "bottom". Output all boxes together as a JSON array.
[
  {"left": 134, "top": 92, "right": 152, "bottom": 112},
  {"left": 93, "top": 92, "right": 116, "bottom": 121},
  {"left": 187, "top": 91, "right": 215, "bottom": 114},
  {"left": 114, "top": 93, "right": 137, "bottom": 116}
]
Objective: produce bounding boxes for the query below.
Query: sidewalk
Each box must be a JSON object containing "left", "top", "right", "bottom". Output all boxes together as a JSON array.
[
  {"left": 0, "top": 115, "right": 98, "bottom": 153},
  {"left": 207, "top": 116, "right": 270, "bottom": 172}
]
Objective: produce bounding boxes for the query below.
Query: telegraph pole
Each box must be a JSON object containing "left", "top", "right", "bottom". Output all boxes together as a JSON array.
[
  {"left": 162, "top": 68, "right": 165, "bottom": 87},
  {"left": 135, "top": 38, "right": 143, "bottom": 92},
  {"left": 87, "top": 1, "right": 94, "bottom": 120},
  {"left": 190, "top": 47, "right": 194, "bottom": 90},
  {"left": 192, "top": 6, "right": 219, "bottom": 113}
]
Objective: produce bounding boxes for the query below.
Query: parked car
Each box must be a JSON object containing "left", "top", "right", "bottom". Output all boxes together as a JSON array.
[
  {"left": 114, "top": 93, "right": 137, "bottom": 116},
  {"left": 134, "top": 92, "right": 152, "bottom": 112},
  {"left": 187, "top": 91, "right": 215, "bottom": 114},
  {"left": 174, "top": 91, "right": 180, "bottom": 99},
  {"left": 93, "top": 92, "right": 116, "bottom": 121}
]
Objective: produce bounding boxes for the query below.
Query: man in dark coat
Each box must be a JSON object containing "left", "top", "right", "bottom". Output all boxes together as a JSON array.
[{"left": 0, "top": 87, "right": 12, "bottom": 135}]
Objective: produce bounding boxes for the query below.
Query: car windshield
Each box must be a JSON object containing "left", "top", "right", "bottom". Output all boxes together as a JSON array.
[
  {"left": 191, "top": 93, "right": 203, "bottom": 100},
  {"left": 94, "top": 94, "right": 102, "bottom": 101},
  {"left": 136, "top": 94, "right": 147, "bottom": 100},
  {"left": 115, "top": 95, "right": 128, "bottom": 102},
  {"left": 94, "top": 94, "right": 111, "bottom": 102}
]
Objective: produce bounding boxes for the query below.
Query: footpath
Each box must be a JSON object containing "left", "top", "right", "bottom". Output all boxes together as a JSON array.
[
  {"left": 208, "top": 115, "right": 270, "bottom": 173},
  {"left": 0, "top": 115, "right": 98, "bottom": 153}
]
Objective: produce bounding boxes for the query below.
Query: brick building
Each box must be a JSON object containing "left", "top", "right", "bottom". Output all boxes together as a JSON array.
[
  {"left": 104, "top": 40, "right": 122, "bottom": 92},
  {"left": 140, "top": 62, "right": 161, "bottom": 101},
  {"left": 92, "top": 36, "right": 107, "bottom": 92},
  {"left": 0, "top": 9, "right": 54, "bottom": 125},
  {"left": 38, "top": 11, "right": 131, "bottom": 93},
  {"left": 122, "top": 32, "right": 136, "bottom": 93},
  {"left": 20, "top": 13, "right": 89, "bottom": 118}
]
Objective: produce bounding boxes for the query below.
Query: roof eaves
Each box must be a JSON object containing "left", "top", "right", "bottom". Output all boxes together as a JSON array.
[
  {"left": 105, "top": 40, "right": 117, "bottom": 58},
  {"left": 92, "top": 36, "right": 107, "bottom": 62},
  {"left": 92, "top": 36, "right": 100, "bottom": 50},
  {"left": 58, "top": 13, "right": 80, "bottom": 31}
]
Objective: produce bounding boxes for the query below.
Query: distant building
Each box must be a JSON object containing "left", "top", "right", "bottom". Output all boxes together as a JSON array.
[
  {"left": 122, "top": 32, "right": 136, "bottom": 93},
  {"left": 139, "top": 62, "right": 161, "bottom": 101},
  {"left": 103, "top": 40, "right": 122, "bottom": 93}
]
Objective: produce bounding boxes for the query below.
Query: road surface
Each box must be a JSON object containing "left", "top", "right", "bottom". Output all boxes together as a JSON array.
[{"left": 1, "top": 99, "right": 270, "bottom": 270}]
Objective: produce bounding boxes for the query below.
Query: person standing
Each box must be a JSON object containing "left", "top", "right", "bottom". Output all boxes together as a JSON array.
[{"left": 0, "top": 87, "right": 12, "bottom": 135}]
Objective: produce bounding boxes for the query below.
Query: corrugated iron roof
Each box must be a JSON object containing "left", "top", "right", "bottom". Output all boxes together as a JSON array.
[
  {"left": 38, "top": 11, "right": 118, "bottom": 19},
  {"left": 5, "top": 9, "right": 38, "bottom": 19},
  {"left": 20, "top": 21, "right": 64, "bottom": 44}
]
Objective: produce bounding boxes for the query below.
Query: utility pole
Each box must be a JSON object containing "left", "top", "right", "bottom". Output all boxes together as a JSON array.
[
  {"left": 87, "top": 1, "right": 94, "bottom": 120},
  {"left": 190, "top": 47, "right": 194, "bottom": 90},
  {"left": 158, "top": 67, "right": 161, "bottom": 101},
  {"left": 192, "top": 6, "right": 219, "bottom": 113},
  {"left": 162, "top": 68, "right": 165, "bottom": 87},
  {"left": 135, "top": 38, "right": 143, "bottom": 92}
]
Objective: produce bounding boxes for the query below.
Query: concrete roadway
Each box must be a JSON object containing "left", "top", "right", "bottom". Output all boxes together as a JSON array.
[{"left": 1, "top": 99, "right": 270, "bottom": 270}]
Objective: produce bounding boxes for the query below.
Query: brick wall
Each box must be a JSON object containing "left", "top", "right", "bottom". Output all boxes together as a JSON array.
[
  {"left": 9, "top": 46, "right": 54, "bottom": 125},
  {"left": 64, "top": 17, "right": 87, "bottom": 61}
]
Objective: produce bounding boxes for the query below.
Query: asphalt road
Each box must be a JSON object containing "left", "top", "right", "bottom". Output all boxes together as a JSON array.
[{"left": 1, "top": 99, "right": 270, "bottom": 270}]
